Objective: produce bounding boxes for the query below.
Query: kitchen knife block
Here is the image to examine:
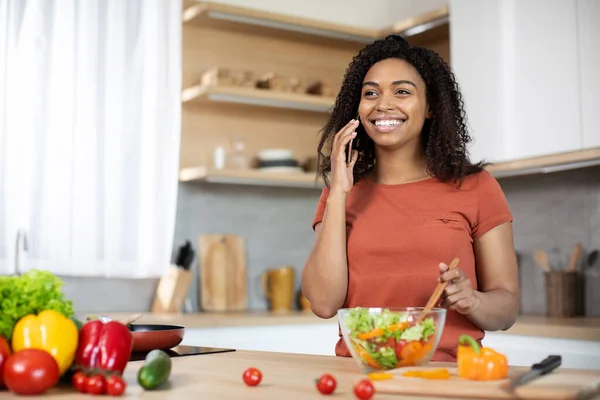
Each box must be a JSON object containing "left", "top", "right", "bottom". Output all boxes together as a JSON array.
[{"left": 151, "top": 264, "right": 193, "bottom": 313}]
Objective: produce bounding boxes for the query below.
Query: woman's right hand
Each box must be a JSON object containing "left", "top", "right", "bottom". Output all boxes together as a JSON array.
[{"left": 330, "top": 119, "right": 359, "bottom": 196}]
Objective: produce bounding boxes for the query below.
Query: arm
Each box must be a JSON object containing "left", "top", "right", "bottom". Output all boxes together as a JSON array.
[
  {"left": 469, "top": 222, "right": 520, "bottom": 331},
  {"left": 302, "top": 120, "right": 359, "bottom": 319},
  {"left": 440, "top": 222, "right": 520, "bottom": 331},
  {"left": 301, "top": 192, "right": 350, "bottom": 319}
]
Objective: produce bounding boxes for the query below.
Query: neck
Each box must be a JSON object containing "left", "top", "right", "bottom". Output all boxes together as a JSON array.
[{"left": 371, "top": 141, "right": 429, "bottom": 185}]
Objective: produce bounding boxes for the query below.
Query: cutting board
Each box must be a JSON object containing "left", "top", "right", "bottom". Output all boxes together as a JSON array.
[
  {"left": 198, "top": 234, "right": 247, "bottom": 311},
  {"left": 373, "top": 366, "right": 600, "bottom": 400}
]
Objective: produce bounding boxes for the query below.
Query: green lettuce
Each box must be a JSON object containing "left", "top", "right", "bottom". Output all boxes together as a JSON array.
[
  {"left": 400, "top": 317, "right": 436, "bottom": 342},
  {"left": 0, "top": 269, "right": 75, "bottom": 340}
]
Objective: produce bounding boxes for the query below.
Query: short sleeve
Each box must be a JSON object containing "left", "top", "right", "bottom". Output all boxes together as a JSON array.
[
  {"left": 472, "top": 171, "right": 513, "bottom": 239},
  {"left": 311, "top": 186, "right": 330, "bottom": 230}
]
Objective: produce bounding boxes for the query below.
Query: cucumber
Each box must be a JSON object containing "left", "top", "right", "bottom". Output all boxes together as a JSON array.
[{"left": 137, "top": 350, "right": 172, "bottom": 390}]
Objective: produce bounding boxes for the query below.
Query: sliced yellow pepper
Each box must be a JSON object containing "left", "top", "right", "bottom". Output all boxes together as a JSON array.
[
  {"left": 402, "top": 368, "right": 451, "bottom": 380},
  {"left": 368, "top": 372, "right": 394, "bottom": 380},
  {"left": 11, "top": 309, "right": 79, "bottom": 376}
]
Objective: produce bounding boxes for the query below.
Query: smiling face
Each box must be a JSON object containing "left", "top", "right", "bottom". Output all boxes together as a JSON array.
[{"left": 358, "top": 58, "right": 430, "bottom": 151}]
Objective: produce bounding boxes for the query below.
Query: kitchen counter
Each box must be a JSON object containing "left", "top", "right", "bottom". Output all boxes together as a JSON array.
[
  {"left": 92, "top": 311, "right": 600, "bottom": 342},
  {"left": 6, "top": 350, "right": 600, "bottom": 399}
]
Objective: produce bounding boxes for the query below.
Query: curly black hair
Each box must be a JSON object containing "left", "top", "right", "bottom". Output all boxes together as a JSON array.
[{"left": 317, "top": 34, "right": 485, "bottom": 187}]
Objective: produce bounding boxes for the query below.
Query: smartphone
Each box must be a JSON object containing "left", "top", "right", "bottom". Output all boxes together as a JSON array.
[{"left": 346, "top": 113, "right": 360, "bottom": 164}]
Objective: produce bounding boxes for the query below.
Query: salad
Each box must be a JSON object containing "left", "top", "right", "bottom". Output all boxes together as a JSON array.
[{"left": 343, "top": 307, "right": 437, "bottom": 370}]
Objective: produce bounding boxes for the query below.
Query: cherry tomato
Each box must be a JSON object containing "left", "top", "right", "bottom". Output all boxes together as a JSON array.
[
  {"left": 106, "top": 375, "right": 127, "bottom": 396},
  {"left": 3, "top": 349, "right": 60, "bottom": 395},
  {"left": 86, "top": 375, "right": 106, "bottom": 395},
  {"left": 315, "top": 373, "right": 337, "bottom": 395},
  {"left": 72, "top": 371, "right": 88, "bottom": 393},
  {"left": 353, "top": 379, "right": 375, "bottom": 400},
  {"left": 242, "top": 367, "right": 262, "bottom": 386},
  {"left": 0, "top": 336, "right": 11, "bottom": 389}
]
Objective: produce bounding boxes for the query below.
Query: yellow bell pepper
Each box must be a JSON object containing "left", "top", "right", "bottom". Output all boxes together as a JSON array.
[{"left": 11, "top": 309, "right": 79, "bottom": 376}]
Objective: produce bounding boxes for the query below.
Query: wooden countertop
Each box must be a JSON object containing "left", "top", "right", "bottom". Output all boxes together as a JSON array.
[
  {"left": 8, "top": 350, "right": 600, "bottom": 399},
  {"left": 88, "top": 311, "right": 600, "bottom": 342}
]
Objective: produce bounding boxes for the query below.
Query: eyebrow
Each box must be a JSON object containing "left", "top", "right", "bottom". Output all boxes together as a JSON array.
[{"left": 362, "top": 80, "right": 417, "bottom": 88}]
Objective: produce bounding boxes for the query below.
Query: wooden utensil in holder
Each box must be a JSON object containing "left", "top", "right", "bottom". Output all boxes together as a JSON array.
[
  {"left": 545, "top": 271, "right": 584, "bottom": 317},
  {"left": 151, "top": 265, "right": 193, "bottom": 313}
]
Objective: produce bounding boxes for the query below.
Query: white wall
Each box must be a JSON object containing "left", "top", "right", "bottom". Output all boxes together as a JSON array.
[{"left": 206, "top": 0, "right": 448, "bottom": 30}]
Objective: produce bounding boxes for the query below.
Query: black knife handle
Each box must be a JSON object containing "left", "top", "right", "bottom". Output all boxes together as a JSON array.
[{"left": 532, "top": 355, "right": 562, "bottom": 375}]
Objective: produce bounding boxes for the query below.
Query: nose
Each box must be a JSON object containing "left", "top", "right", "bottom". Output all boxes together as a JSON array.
[{"left": 375, "top": 94, "right": 394, "bottom": 112}]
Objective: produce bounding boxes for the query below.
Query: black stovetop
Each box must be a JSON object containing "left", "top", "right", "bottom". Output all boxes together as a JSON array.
[{"left": 129, "top": 345, "right": 236, "bottom": 362}]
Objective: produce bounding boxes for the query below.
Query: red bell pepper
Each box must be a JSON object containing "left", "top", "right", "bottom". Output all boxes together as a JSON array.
[{"left": 74, "top": 320, "right": 132, "bottom": 375}]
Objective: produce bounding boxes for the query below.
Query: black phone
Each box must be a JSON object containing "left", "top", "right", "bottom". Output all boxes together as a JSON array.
[{"left": 346, "top": 114, "right": 360, "bottom": 163}]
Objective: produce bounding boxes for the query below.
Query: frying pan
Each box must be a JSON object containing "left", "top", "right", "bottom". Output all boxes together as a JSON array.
[
  {"left": 129, "top": 324, "right": 185, "bottom": 353},
  {"left": 92, "top": 315, "right": 186, "bottom": 353}
]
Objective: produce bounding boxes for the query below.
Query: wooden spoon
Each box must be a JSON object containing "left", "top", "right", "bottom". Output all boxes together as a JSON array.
[
  {"left": 567, "top": 243, "right": 582, "bottom": 273},
  {"left": 416, "top": 257, "right": 460, "bottom": 325},
  {"left": 534, "top": 250, "right": 552, "bottom": 273}
]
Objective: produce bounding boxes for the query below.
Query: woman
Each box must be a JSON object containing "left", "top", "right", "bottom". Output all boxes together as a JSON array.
[{"left": 301, "top": 34, "right": 520, "bottom": 362}]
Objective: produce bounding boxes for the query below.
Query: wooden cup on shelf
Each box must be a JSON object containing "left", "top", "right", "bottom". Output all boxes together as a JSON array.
[
  {"left": 152, "top": 264, "right": 193, "bottom": 313},
  {"left": 545, "top": 271, "right": 584, "bottom": 317}
]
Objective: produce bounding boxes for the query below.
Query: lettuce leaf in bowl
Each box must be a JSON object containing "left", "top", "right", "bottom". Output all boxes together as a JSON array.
[{"left": 400, "top": 317, "right": 436, "bottom": 342}]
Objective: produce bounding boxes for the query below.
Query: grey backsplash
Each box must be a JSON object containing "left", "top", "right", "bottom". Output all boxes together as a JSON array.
[{"left": 62, "top": 165, "right": 600, "bottom": 316}]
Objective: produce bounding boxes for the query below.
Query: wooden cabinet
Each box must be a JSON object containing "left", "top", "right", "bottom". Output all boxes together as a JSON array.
[{"left": 577, "top": 0, "right": 600, "bottom": 150}]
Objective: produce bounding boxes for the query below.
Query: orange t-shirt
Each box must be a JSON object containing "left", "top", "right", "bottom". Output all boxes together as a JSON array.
[{"left": 311, "top": 170, "right": 513, "bottom": 362}]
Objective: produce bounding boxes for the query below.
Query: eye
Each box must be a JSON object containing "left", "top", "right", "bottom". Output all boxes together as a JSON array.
[
  {"left": 363, "top": 90, "right": 378, "bottom": 97},
  {"left": 396, "top": 89, "right": 411, "bottom": 95}
]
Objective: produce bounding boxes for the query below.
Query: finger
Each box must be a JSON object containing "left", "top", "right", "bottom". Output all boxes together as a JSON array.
[
  {"left": 348, "top": 149, "right": 359, "bottom": 168},
  {"left": 444, "top": 284, "right": 459, "bottom": 297},
  {"left": 440, "top": 267, "right": 464, "bottom": 283},
  {"left": 333, "top": 120, "right": 359, "bottom": 147},
  {"left": 335, "top": 131, "right": 357, "bottom": 161},
  {"left": 449, "top": 298, "right": 471, "bottom": 314},
  {"left": 444, "top": 292, "right": 465, "bottom": 307},
  {"left": 438, "top": 262, "right": 448, "bottom": 274}
]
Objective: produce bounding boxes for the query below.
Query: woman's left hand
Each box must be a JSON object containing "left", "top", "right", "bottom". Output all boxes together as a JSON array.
[{"left": 438, "top": 263, "right": 480, "bottom": 315}]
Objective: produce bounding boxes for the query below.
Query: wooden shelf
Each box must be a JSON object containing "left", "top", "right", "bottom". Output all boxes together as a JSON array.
[
  {"left": 388, "top": 5, "right": 450, "bottom": 37},
  {"left": 181, "top": 84, "right": 335, "bottom": 113},
  {"left": 487, "top": 147, "right": 600, "bottom": 178},
  {"left": 383, "top": 6, "right": 451, "bottom": 63},
  {"left": 179, "top": 166, "right": 323, "bottom": 189},
  {"left": 182, "top": 0, "right": 380, "bottom": 44}
]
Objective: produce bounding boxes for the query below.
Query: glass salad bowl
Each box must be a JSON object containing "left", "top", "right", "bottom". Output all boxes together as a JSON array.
[{"left": 338, "top": 307, "right": 447, "bottom": 373}]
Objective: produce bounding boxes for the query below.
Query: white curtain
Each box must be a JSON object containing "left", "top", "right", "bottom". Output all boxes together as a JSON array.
[{"left": 0, "top": 0, "right": 182, "bottom": 278}]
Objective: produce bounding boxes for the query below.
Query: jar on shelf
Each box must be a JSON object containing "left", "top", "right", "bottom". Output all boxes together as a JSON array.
[{"left": 229, "top": 136, "right": 248, "bottom": 169}]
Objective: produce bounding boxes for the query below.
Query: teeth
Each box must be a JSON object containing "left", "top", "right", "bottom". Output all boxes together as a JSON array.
[{"left": 374, "top": 119, "right": 402, "bottom": 127}]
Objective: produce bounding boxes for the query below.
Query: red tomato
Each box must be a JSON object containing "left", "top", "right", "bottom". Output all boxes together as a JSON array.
[
  {"left": 242, "top": 367, "right": 262, "bottom": 386},
  {"left": 353, "top": 379, "right": 375, "bottom": 400},
  {"left": 106, "top": 375, "right": 126, "bottom": 396},
  {"left": 315, "top": 373, "right": 337, "bottom": 395},
  {"left": 3, "top": 349, "right": 59, "bottom": 395},
  {"left": 72, "top": 371, "right": 88, "bottom": 393},
  {"left": 0, "top": 336, "right": 11, "bottom": 389},
  {"left": 86, "top": 375, "right": 106, "bottom": 395},
  {"left": 395, "top": 339, "right": 407, "bottom": 360}
]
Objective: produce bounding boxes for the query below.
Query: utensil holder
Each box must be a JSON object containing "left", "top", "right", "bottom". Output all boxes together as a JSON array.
[
  {"left": 545, "top": 271, "right": 584, "bottom": 317},
  {"left": 152, "top": 265, "right": 193, "bottom": 313}
]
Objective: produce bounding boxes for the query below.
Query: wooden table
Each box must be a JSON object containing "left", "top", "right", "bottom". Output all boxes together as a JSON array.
[{"left": 6, "top": 350, "right": 600, "bottom": 399}]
